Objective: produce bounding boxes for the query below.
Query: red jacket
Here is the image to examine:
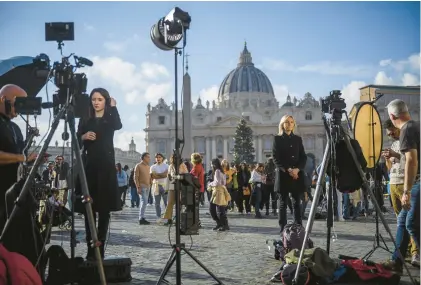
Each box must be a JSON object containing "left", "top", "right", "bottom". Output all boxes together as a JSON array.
[
  {"left": 191, "top": 163, "right": 205, "bottom": 193},
  {"left": 0, "top": 244, "right": 42, "bottom": 285}
]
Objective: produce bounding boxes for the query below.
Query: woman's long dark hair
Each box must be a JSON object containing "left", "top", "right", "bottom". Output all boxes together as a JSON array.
[
  {"left": 88, "top": 87, "right": 111, "bottom": 119},
  {"left": 116, "top": 163, "right": 122, "bottom": 174},
  {"left": 211, "top": 158, "right": 222, "bottom": 172}
]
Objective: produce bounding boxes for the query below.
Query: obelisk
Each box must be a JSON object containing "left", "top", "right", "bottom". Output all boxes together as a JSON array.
[{"left": 181, "top": 69, "right": 192, "bottom": 159}]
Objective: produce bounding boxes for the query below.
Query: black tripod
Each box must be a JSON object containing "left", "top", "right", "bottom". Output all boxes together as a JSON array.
[
  {"left": 156, "top": 48, "right": 223, "bottom": 285},
  {"left": 292, "top": 111, "right": 415, "bottom": 285},
  {"left": 0, "top": 101, "right": 107, "bottom": 285},
  {"left": 362, "top": 100, "right": 391, "bottom": 259}
]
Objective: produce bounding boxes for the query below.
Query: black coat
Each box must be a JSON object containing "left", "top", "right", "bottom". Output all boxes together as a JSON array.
[
  {"left": 75, "top": 106, "right": 122, "bottom": 213},
  {"left": 237, "top": 169, "right": 251, "bottom": 189},
  {"left": 272, "top": 133, "right": 307, "bottom": 194}
]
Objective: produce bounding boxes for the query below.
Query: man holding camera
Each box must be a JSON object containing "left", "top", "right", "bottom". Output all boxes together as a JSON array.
[{"left": 0, "top": 84, "right": 37, "bottom": 230}]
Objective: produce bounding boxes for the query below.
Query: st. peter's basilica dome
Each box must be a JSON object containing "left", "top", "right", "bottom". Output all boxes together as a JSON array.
[{"left": 218, "top": 43, "right": 274, "bottom": 99}]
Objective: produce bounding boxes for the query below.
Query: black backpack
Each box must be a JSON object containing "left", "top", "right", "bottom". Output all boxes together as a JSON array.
[{"left": 327, "top": 139, "right": 367, "bottom": 193}]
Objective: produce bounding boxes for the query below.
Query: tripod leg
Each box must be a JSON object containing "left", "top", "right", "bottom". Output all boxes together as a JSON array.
[
  {"left": 67, "top": 114, "right": 107, "bottom": 285},
  {"left": 182, "top": 248, "right": 224, "bottom": 285},
  {"left": 293, "top": 142, "right": 331, "bottom": 284},
  {"left": 341, "top": 128, "right": 416, "bottom": 284},
  {"left": 156, "top": 248, "right": 177, "bottom": 285}
]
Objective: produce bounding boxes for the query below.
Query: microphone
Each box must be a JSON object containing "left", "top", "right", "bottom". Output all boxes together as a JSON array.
[
  {"left": 74, "top": 56, "right": 93, "bottom": 67},
  {"left": 41, "top": 102, "right": 54, "bottom": 109}
]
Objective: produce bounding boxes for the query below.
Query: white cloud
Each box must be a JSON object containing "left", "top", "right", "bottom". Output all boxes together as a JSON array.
[
  {"left": 114, "top": 130, "right": 145, "bottom": 152},
  {"left": 83, "top": 23, "right": 95, "bottom": 32},
  {"left": 374, "top": 71, "right": 394, "bottom": 85},
  {"left": 198, "top": 85, "right": 219, "bottom": 103},
  {"left": 401, "top": 73, "right": 420, "bottom": 86},
  {"left": 84, "top": 56, "right": 172, "bottom": 105},
  {"left": 103, "top": 34, "right": 141, "bottom": 52},
  {"left": 378, "top": 53, "right": 420, "bottom": 72},
  {"left": 261, "top": 58, "right": 372, "bottom": 77},
  {"left": 340, "top": 81, "right": 367, "bottom": 112}
]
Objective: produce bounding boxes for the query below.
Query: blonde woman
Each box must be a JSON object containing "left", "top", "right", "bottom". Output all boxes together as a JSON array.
[
  {"left": 272, "top": 115, "right": 307, "bottom": 231},
  {"left": 163, "top": 154, "right": 188, "bottom": 226}
]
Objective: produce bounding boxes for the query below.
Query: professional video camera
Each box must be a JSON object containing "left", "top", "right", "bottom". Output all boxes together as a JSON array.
[
  {"left": 320, "top": 90, "right": 347, "bottom": 123},
  {"left": 2, "top": 23, "right": 92, "bottom": 119},
  {"left": 45, "top": 22, "right": 92, "bottom": 119}
]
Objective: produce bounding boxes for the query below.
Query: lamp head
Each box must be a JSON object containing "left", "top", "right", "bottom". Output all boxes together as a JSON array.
[{"left": 150, "top": 7, "right": 191, "bottom": 51}]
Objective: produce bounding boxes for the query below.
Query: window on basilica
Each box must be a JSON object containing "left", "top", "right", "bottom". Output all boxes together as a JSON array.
[
  {"left": 217, "top": 117, "right": 222, "bottom": 122},
  {"left": 158, "top": 116, "right": 166, "bottom": 125},
  {"left": 305, "top": 111, "right": 312, "bottom": 120},
  {"left": 157, "top": 141, "right": 166, "bottom": 154},
  {"left": 196, "top": 138, "right": 205, "bottom": 153}
]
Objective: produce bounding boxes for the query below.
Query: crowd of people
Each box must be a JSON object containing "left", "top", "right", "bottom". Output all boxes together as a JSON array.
[{"left": 0, "top": 84, "right": 419, "bottom": 282}]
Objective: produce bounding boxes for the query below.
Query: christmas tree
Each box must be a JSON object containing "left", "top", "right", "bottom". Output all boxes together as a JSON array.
[{"left": 233, "top": 118, "right": 255, "bottom": 164}]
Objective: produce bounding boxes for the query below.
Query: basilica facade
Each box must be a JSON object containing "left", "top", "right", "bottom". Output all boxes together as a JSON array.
[{"left": 144, "top": 44, "right": 326, "bottom": 168}]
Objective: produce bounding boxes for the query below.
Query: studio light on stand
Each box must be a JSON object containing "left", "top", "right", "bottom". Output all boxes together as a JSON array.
[{"left": 150, "top": 8, "right": 224, "bottom": 285}]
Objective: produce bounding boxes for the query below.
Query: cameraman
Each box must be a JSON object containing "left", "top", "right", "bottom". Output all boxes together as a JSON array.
[{"left": 0, "top": 84, "right": 37, "bottom": 230}]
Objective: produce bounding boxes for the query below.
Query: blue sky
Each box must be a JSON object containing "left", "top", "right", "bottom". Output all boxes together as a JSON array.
[{"left": 0, "top": 1, "right": 419, "bottom": 151}]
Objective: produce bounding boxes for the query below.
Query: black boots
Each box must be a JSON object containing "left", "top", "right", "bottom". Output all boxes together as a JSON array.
[
  {"left": 217, "top": 216, "right": 229, "bottom": 231},
  {"left": 86, "top": 240, "right": 105, "bottom": 261}
]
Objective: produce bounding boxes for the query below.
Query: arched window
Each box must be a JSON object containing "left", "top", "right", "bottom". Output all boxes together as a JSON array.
[
  {"left": 264, "top": 136, "right": 272, "bottom": 150},
  {"left": 157, "top": 140, "right": 166, "bottom": 154},
  {"left": 196, "top": 138, "right": 205, "bottom": 153},
  {"left": 305, "top": 111, "right": 312, "bottom": 120}
]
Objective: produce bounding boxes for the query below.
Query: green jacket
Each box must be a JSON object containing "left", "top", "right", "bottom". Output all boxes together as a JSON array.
[
  {"left": 232, "top": 172, "right": 239, "bottom": 189},
  {"left": 284, "top": 248, "right": 339, "bottom": 278}
]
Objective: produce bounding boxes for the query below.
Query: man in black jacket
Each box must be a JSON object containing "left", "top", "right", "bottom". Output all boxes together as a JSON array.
[{"left": 0, "top": 84, "right": 37, "bottom": 230}]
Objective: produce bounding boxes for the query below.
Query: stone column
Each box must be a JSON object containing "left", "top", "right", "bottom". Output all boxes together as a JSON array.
[
  {"left": 206, "top": 137, "right": 211, "bottom": 169},
  {"left": 253, "top": 136, "right": 258, "bottom": 162},
  {"left": 211, "top": 137, "right": 216, "bottom": 159},
  {"left": 223, "top": 137, "right": 228, "bottom": 159},
  {"left": 257, "top": 136, "right": 262, "bottom": 162}
]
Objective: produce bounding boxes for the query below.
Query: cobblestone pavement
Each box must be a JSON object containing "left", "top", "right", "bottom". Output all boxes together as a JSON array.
[{"left": 49, "top": 199, "right": 420, "bottom": 285}]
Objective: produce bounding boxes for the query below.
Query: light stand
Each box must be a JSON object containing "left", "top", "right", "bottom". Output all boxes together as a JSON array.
[
  {"left": 358, "top": 96, "right": 391, "bottom": 259},
  {"left": 151, "top": 8, "right": 223, "bottom": 285},
  {"left": 291, "top": 108, "right": 416, "bottom": 285}
]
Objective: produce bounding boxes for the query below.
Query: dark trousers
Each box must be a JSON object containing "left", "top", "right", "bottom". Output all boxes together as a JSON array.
[
  {"left": 206, "top": 189, "right": 212, "bottom": 202},
  {"left": 130, "top": 186, "right": 140, "bottom": 207},
  {"left": 84, "top": 211, "right": 110, "bottom": 243},
  {"left": 262, "top": 184, "right": 277, "bottom": 212},
  {"left": 209, "top": 202, "right": 227, "bottom": 226},
  {"left": 229, "top": 188, "right": 238, "bottom": 209},
  {"left": 119, "top": 186, "right": 127, "bottom": 206},
  {"left": 252, "top": 183, "right": 263, "bottom": 217},
  {"left": 278, "top": 191, "right": 302, "bottom": 232},
  {"left": 236, "top": 189, "right": 251, "bottom": 213}
]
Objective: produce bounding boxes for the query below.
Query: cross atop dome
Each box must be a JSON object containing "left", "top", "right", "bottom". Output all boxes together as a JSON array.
[{"left": 238, "top": 41, "right": 253, "bottom": 67}]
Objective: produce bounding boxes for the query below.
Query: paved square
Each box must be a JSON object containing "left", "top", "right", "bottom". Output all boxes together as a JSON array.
[{"left": 49, "top": 201, "right": 419, "bottom": 284}]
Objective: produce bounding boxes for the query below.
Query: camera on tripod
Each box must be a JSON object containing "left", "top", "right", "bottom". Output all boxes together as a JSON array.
[
  {"left": 320, "top": 90, "right": 347, "bottom": 114},
  {"left": 46, "top": 22, "right": 92, "bottom": 119}
]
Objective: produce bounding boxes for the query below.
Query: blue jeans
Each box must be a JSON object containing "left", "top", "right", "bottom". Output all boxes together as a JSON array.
[
  {"left": 154, "top": 185, "right": 168, "bottom": 218},
  {"left": 392, "top": 181, "right": 420, "bottom": 263},
  {"left": 131, "top": 186, "right": 140, "bottom": 207},
  {"left": 138, "top": 187, "right": 150, "bottom": 220},
  {"left": 343, "top": 193, "right": 350, "bottom": 219}
]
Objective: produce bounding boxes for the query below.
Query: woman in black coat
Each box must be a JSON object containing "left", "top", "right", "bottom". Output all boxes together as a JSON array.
[
  {"left": 272, "top": 115, "right": 307, "bottom": 232},
  {"left": 76, "top": 87, "right": 122, "bottom": 260},
  {"left": 237, "top": 162, "right": 252, "bottom": 214}
]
